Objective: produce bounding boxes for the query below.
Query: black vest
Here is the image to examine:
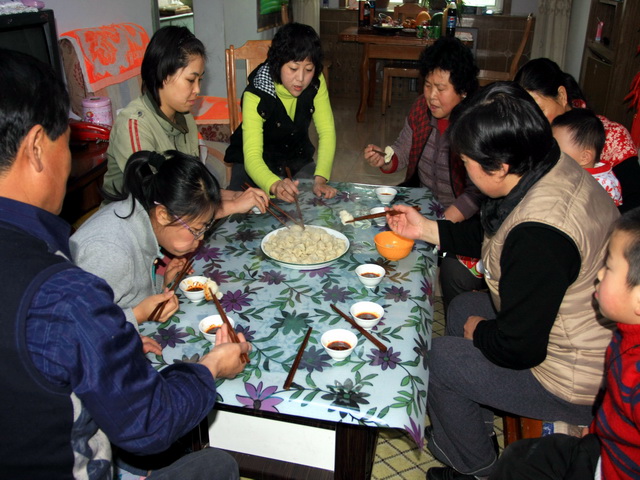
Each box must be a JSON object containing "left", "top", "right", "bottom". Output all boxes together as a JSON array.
[
  {"left": 0, "top": 222, "right": 77, "bottom": 479},
  {"left": 225, "top": 64, "right": 320, "bottom": 178}
]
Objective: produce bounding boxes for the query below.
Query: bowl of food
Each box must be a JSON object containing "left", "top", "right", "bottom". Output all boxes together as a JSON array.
[
  {"left": 370, "top": 206, "right": 387, "bottom": 226},
  {"left": 355, "top": 263, "right": 386, "bottom": 288},
  {"left": 261, "top": 225, "right": 349, "bottom": 270},
  {"left": 321, "top": 329, "right": 358, "bottom": 361},
  {"left": 375, "top": 187, "right": 397, "bottom": 205},
  {"left": 349, "top": 301, "right": 384, "bottom": 330},
  {"left": 179, "top": 275, "right": 209, "bottom": 303},
  {"left": 199, "top": 314, "right": 235, "bottom": 344},
  {"left": 374, "top": 231, "right": 415, "bottom": 261},
  {"left": 372, "top": 24, "right": 404, "bottom": 35}
]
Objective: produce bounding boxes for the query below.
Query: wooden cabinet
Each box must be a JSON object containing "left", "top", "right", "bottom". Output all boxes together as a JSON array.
[{"left": 580, "top": 0, "right": 640, "bottom": 130}]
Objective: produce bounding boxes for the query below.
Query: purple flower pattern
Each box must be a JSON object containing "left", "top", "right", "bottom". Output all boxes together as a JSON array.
[
  {"left": 154, "top": 324, "right": 189, "bottom": 349},
  {"left": 236, "top": 381, "right": 284, "bottom": 412},
  {"left": 221, "top": 289, "right": 252, "bottom": 312},
  {"left": 367, "top": 347, "right": 402, "bottom": 370}
]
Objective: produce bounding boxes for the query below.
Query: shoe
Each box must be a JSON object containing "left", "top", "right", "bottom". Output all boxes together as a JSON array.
[{"left": 426, "top": 466, "right": 476, "bottom": 480}]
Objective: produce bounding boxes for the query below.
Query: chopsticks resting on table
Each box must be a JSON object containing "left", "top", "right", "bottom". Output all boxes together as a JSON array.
[
  {"left": 242, "top": 182, "right": 300, "bottom": 229},
  {"left": 285, "top": 167, "right": 305, "bottom": 229},
  {"left": 148, "top": 256, "right": 194, "bottom": 322},
  {"left": 283, "top": 326, "right": 313, "bottom": 390},
  {"left": 346, "top": 206, "right": 422, "bottom": 223},
  {"left": 210, "top": 291, "right": 250, "bottom": 364},
  {"left": 330, "top": 304, "right": 388, "bottom": 352}
]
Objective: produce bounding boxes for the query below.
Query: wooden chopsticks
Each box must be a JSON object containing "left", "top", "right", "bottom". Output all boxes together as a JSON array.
[
  {"left": 242, "top": 182, "right": 298, "bottom": 229},
  {"left": 285, "top": 167, "right": 305, "bottom": 229},
  {"left": 330, "top": 304, "right": 388, "bottom": 352},
  {"left": 210, "top": 291, "right": 250, "bottom": 364},
  {"left": 371, "top": 148, "right": 386, "bottom": 156},
  {"left": 148, "top": 256, "right": 195, "bottom": 322},
  {"left": 283, "top": 326, "right": 313, "bottom": 390},
  {"left": 346, "top": 206, "right": 422, "bottom": 223}
]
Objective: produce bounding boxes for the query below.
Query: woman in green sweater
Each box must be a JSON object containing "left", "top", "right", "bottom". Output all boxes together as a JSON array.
[{"left": 225, "top": 23, "right": 337, "bottom": 203}]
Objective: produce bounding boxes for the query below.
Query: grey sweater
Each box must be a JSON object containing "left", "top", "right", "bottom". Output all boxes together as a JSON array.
[{"left": 70, "top": 199, "right": 163, "bottom": 330}]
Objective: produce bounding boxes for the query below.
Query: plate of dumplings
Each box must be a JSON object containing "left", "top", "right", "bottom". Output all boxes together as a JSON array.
[{"left": 261, "top": 225, "right": 350, "bottom": 270}]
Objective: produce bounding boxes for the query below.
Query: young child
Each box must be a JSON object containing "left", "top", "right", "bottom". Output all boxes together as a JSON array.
[
  {"left": 552, "top": 108, "right": 623, "bottom": 207},
  {"left": 490, "top": 207, "right": 640, "bottom": 480}
]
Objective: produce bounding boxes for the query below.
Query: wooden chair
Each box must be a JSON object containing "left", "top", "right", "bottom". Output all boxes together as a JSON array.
[
  {"left": 502, "top": 414, "right": 543, "bottom": 447},
  {"left": 381, "top": 4, "right": 429, "bottom": 115},
  {"left": 225, "top": 40, "right": 272, "bottom": 134},
  {"left": 477, "top": 14, "right": 534, "bottom": 86}
]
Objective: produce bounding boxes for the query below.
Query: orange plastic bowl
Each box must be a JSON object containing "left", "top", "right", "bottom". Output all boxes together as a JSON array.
[{"left": 374, "top": 231, "right": 415, "bottom": 261}]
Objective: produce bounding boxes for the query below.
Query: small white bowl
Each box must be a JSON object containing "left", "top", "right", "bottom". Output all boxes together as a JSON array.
[
  {"left": 370, "top": 206, "right": 387, "bottom": 226},
  {"left": 179, "top": 275, "right": 208, "bottom": 303},
  {"left": 199, "top": 315, "right": 236, "bottom": 344},
  {"left": 321, "top": 329, "right": 357, "bottom": 361},
  {"left": 355, "top": 264, "right": 386, "bottom": 288},
  {"left": 375, "top": 187, "right": 397, "bottom": 205},
  {"left": 350, "top": 301, "right": 385, "bottom": 330}
]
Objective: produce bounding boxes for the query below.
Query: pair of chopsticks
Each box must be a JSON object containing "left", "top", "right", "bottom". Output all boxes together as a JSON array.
[
  {"left": 283, "top": 326, "right": 313, "bottom": 390},
  {"left": 346, "top": 206, "right": 422, "bottom": 223},
  {"left": 330, "top": 304, "right": 388, "bottom": 352},
  {"left": 285, "top": 167, "right": 305, "bottom": 229},
  {"left": 242, "top": 182, "right": 302, "bottom": 229},
  {"left": 148, "top": 256, "right": 195, "bottom": 322},
  {"left": 210, "top": 292, "right": 250, "bottom": 364}
]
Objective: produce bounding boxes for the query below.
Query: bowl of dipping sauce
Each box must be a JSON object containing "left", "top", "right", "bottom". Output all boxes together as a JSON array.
[
  {"left": 350, "top": 301, "right": 384, "bottom": 330},
  {"left": 374, "top": 231, "right": 415, "bottom": 261},
  {"left": 370, "top": 206, "right": 387, "bottom": 226},
  {"left": 199, "top": 314, "right": 235, "bottom": 344},
  {"left": 375, "top": 187, "right": 397, "bottom": 205},
  {"left": 355, "top": 263, "right": 386, "bottom": 288},
  {"left": 179, "top": 275, "right": 208, "bottom": 303},
  {"left": 321, "top": 329, "right": 357, "bottom": 361}
]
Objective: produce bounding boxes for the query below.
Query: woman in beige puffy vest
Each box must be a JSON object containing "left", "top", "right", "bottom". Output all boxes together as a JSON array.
[{"left": 387, "top": 82, "right": 619, "bottom": 480}]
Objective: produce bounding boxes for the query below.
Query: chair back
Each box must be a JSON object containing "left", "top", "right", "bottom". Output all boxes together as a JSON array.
[
  {"left": 508, "top": 13, "right": 534, "bottom": 79},
  {"left": 225, "top": 40, "right": 272, "bottom": 134},
  {"left": 392, "top": 3, "right": 428, "bottom": 23}
]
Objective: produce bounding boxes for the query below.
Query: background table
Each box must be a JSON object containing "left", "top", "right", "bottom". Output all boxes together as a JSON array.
[{"left": 140, "top": 180, "right": 441, "bottom": 478}]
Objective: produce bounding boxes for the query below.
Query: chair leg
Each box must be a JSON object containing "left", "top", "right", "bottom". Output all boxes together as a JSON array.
[
  {"left": 382, "top": 70, "right": 389, "bottom": 115},
  {"left": 386, "top": 77, "right": 393, "bottom": 111},
  {"left": 502, "top": 413, "right": 522, "bottom": 447}
]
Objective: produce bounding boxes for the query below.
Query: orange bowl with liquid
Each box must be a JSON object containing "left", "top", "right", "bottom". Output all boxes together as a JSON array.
[{"left": 374, "top": 231, "right": 415, "bottom": 261}]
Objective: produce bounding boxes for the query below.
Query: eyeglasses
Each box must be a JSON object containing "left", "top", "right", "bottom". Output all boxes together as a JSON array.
[{"left": 154, "top": 202, "right": 214, "bottom": 239}]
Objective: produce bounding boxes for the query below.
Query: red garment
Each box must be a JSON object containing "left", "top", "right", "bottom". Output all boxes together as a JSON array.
[{"left": 591, "top": 323, "right": 640, "bottom": 480}]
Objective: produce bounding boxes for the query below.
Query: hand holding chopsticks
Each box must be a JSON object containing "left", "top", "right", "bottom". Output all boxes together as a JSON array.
[
  {"left": 242, "top": 182, "right": 301, "bottom": 229},
  {"left": 346, "top": 206, "right": 421, "bottom": 223},
  {"left": 330, "top": 304, "right": 388, "bottom": 352},
  {"left": 148, "top": 256, "right": 194, "bottom": 322},
  {"left": 283, "top": 326, "right": 313, "bottom": 390},
  {"left": 210, "top": 291, "right": 250, "bottom": 364},
  {"left": 285, "top": 167, "right": 305, "bottom": 229}
]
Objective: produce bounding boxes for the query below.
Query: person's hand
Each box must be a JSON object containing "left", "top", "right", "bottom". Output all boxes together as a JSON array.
[
  {"left": 199, "top": 324, "right": 252, "bottom": 379},
  {"left": 132, "top": 289, "right": 179, "bottom": 324},
  {"left": 224, "top": 187, "right": 269, "bottom": 214},
  {"left": 463, "top": 315, "right": 486, "bottom": 340},
  {"left": 270, "top": 178, "right": 300, "bottom": 203},
  {"left": 387, "top": 204, "right": 432, "bottom": 241},
  {"left": 364, "top": 144, "right": 385, "bottom": 168},
  {"left": 164, "top": 256, "right": 192, "bottom": 288},
  {"left": 313, "top": 176, "right": 337, "bottom": 199},
  {"left": 140, "top": 335, "right": 162, "bottom": 355}
]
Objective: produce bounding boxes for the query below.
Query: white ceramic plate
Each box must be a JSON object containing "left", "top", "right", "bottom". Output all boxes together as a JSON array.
[{"left": 261, "top": 225, "right": 350, "bottom": 270}]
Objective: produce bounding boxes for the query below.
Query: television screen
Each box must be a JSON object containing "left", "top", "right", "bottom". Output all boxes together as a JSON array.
[{"left": 0, "top": 9, "right": 63, "bottom": 82}]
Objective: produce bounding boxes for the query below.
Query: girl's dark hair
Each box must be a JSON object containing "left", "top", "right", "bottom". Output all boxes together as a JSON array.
[
  {"left": 613, "top": 207, "right": 640, "bottom": 288},
  {"left": 267, "top": 22, "right": 323, "bottom": 84},
  {"left": 141, "top": 26, "right": 206, "bottom": 107},
  {"left": 514, "top": 58, "right": 587, "bottom": 106},
  {"left": 104, "top": 150, "right": 221, "bottom": 223},
  {"left": 448, "top": 81, "right": 554, "bottom": 175},
  {"left": 418, "top": 36, "right": 479, "bottom": 96}
]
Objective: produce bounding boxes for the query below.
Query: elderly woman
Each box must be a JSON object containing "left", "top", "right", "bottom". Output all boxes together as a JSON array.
[
  {"left": 388, "top": 82, "right": 618, "bottom": 480},
  {"left": 515, "top": 58, "right": 640, "bottom": 213},
  {"left": 364, "top": 36, "right": 485, "bottom": 312}
]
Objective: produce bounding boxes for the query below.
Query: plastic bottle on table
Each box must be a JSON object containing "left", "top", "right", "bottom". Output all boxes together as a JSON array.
[{"left": 446, "top": 1, "right": 457, "bottom": 37}]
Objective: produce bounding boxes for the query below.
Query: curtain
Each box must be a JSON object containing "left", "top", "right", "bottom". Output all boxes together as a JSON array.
[
  {"left": 531, "top": 0, "right": 572, "bottom": 67},
  {"left": 292, "top": 0, "right": 320, "bottom": 32}
]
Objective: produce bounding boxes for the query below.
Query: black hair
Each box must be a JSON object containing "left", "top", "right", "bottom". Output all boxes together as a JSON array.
[
  {"left": 612, "top": 207, "right": 640, "bottom": 287},
  {"left": 0, "top": 48, "right": 70, "bottom": 173},
  {"left": 104, "top": 150, "right": 222, "bottom": 225},
  {"left": 418, "top": 36, "right": 479, "bottom": 97},
  {"left": 267, "top": 23, "right": 323, "bottom": 84},
  {"left": 448, "top": 81, "right": 554, "bottom": 175},
  {"left": 514, "top": 58, "right": 587, "bottom": 106},
  {"left": 141, "top": 26, "right": 206, "bottom": 107},
  {"left": 552, "top": 108, "right": 605, "bottom": 161}
]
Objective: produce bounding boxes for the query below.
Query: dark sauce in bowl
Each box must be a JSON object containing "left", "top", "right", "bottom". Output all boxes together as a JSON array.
[
  {"left": 360, "top": 272, "right": 381, "bottom": 278},
  {"left": 206, "top": 325, "right": 221, "bottom": 335},
  {"left": 327, "top": 340, "right": 352, "bottom": 351},
  {"left": 355, "top": 312, "right": 378, "bottom": 320},
  {"left": 187, "top": 286, "right": 204, "bottom": 292}
]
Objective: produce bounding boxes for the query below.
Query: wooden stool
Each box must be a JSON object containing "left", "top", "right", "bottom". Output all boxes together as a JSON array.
[
  {"left": 502, "top": 413, "right": 543, "bottom": 447},
  {"left": 381, "top": 63, "right": 420, "bottom": 115}
]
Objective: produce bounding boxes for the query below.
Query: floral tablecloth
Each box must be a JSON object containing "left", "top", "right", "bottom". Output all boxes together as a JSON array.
[{"left": 139, "top": 180, "right": 441, "bottom": 446}]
